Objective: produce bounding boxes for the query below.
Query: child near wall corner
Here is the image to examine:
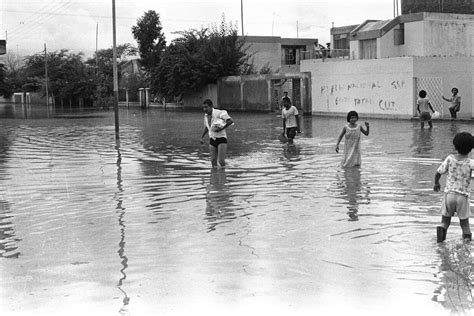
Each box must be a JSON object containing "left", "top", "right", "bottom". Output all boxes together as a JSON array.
[
  {"left": 434, "top": 132, "right": 474, "bottom": 243},
  {"left": 416, "top": 90, "right": 435, "bottom": 129}
]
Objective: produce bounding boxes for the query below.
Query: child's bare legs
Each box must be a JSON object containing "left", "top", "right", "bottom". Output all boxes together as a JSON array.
[
  {"left": 428, "top": 120, "right": 433, "bottom": 129},
  {"left": 217, "top": 143, "right": 227, "bottom": 167},
  {"left": 420, "top": 121, "right": 424, "bottom": 129},
  {"left": 209, "top": 145, "right": 218, "bottom": 168},
  {"left": 460, "top": 219, "right": 471, "bottom": 240}
]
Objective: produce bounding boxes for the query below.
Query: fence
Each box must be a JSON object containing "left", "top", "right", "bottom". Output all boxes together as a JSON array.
[{"left": 300, "top": 49, "right": 350, "bottom": 61}]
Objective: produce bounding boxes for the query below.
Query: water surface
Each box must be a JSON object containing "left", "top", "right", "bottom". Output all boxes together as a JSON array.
[{"left": 0, "top": 104, "right": 473, "bottom": 315}]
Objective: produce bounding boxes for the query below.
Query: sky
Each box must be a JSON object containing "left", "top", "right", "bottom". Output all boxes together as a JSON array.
[{"left": 0, "top": 0, "right": 396, "bottom": 58}]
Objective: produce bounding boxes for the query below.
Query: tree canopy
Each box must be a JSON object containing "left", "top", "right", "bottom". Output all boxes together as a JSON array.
[
  {"left": 131, "top": 10, "right": 167, "bottom": 70},
  {"left": 132, "top": 13, "right": 249, "bottom": 99}
]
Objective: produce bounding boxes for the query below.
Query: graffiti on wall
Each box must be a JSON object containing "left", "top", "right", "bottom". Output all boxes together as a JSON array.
[{"left": 319, "top": 78, "right": 410, "bottom": 113}]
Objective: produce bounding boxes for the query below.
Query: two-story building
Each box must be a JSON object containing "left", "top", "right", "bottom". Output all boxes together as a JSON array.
[{"left": 301, "top": 0, "right": 474, "bottom": 119}]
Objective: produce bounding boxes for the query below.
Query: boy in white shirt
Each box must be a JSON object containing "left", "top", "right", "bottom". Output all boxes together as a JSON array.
[{"left": 200, "top": 99, "right": 233, "bottom": 168}]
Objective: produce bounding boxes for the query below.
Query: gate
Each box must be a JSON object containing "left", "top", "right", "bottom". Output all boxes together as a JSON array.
[{"left": 414, "top": 77, "right": 444, "bottom": 118}]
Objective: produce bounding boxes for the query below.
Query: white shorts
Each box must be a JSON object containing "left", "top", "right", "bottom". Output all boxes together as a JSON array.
[{"left": 441, "top": 192, "right": 471, "bottom": 220}]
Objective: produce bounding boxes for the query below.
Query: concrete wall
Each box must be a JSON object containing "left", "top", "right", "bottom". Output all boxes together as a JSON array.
[
  {"left": 214, "top": 73, "right": 311, "bottom": 113},
  {"left": 301, "top": 56, "right": 474, "bottom": 118},
  {"left": 301, "top": 58, "right": 414, "bottom": 118},
  {"left": 182, "top": 84, "right": 217, "bottom": 109},
  {"left": 243, "top": 40, "right": 282, "bottom": 73},
  {"left": 413, "top": 57, "right": 473, "bottom": 118}
]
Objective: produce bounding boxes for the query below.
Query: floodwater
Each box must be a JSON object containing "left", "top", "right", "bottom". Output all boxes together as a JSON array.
[{"left": 0, "top": 104, "right": 474, "bottom": 316}]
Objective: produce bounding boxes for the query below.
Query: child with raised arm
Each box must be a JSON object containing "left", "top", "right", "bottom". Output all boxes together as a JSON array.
[
  {"left": 434, "top": 132, "right": 474, "bottom": 242},
  {"left": 416, "top": 90, "right": 435, "bottom": 129},
  {"left": 335, "top": 111, "right": 370, "bottom": 168}
]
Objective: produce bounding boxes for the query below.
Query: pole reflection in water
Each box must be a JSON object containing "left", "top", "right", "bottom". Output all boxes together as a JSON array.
[
  {"left": 115, "top": 139, "right": 130, "bottom": 315},
  {"left": 433, "top": 242, "right": 474, "bottom": 314}
]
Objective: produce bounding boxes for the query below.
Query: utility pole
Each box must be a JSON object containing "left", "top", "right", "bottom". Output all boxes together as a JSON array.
[
  {"left": 96, "top": 23, "right": 99, "bottom": 70},
  {"left": 112, "top": 0, "right": 119, "bottom": 139},
  {"left": 241, "top": 0, "right": 244, "bottom": 36},
  {"left": 44, "top": 43, "right": 49, "bottom": 107}
]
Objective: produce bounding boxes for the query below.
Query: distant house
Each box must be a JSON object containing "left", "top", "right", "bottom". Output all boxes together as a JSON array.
[
  {"left": 238, "top": 36, "right": 318, "bottom": 74},
  {"left": 120, "top": 58, "right": 142, "bottom": 77}
]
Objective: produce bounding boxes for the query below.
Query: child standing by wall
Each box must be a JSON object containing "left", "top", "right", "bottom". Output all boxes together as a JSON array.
[
  {"left": 442, "top": 87, "right": 461, "bottom": 120},
  {"left": 434, "top": 132, "right": 474, "bottom": 242},
  {"left": 335, "top": 111, "right": 370, "bottom": 168},
  {"left": 416, "top": 90, "right": 435, "bottom": 129}
]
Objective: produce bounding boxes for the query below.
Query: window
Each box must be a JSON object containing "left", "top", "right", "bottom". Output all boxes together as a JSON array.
[
  {"left": 283, "top": 47, "right": 297, "bottom": 65},
  {"left": 282, "top": 46, "right": 305, "bottom": 65},
  {"left": 394, "top": 23, "right": 405, "bottom": 45},
  {"left": 359, "top": 39, "right": 377, "bottom": 59}
]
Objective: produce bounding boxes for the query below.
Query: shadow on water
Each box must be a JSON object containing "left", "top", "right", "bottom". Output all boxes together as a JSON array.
[
  {"left": 115, "top": 140, "right": 130, "bottom": 315},
  {"left": 433, "top": 242, "right": 474, "bottom": 315}
]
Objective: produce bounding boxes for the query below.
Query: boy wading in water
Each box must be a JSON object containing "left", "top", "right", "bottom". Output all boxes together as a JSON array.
[
  {"left": 200, "top": 99, "right": 234, "bottom": 168},
  {"left": 434, "top": 132, "right": 474, "bottom": 242}
]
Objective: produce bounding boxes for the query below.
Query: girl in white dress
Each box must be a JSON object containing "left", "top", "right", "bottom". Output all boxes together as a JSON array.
[{"left": 335, "top": 111, "right": 370, "bottom": 168}]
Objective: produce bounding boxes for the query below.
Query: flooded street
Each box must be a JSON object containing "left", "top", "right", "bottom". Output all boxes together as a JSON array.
[{"left": 0, "top": 105, "right": 473, "bottom": 315}]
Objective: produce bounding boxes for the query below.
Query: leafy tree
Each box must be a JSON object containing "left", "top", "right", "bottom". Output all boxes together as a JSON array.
[
  {"left": 0, "top": 63, "right": 11, "bottom": 97},
  {"left": 153, "top": 16, "right": 249, "bottom": 99},
  {"left": 23, "top": 49, "right": 95, "bottom": 106},
  {"left": 131, "top": 10, "right": 167, "bottom": 71},
  {"left": 85, "top": 43, "right": 138, "bottom": 106}
]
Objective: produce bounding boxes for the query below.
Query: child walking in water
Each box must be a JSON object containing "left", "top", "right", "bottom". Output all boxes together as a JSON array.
[
  {"left": 335, "top": 111, "right": 370, "bottom": 167},
  {"left": 434, "top": 132, "right": 474, "bottom": 242},
  {"left": 416, "top": 90, "right": 435, "bottom": 129}
]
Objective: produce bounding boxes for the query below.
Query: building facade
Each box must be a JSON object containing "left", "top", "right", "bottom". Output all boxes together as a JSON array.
[
  {"left": 238, "top": 36, "right": 318, "bottom": 74},
  {"left": 303, "top": 10, "right": 474, "bottom": 119}
]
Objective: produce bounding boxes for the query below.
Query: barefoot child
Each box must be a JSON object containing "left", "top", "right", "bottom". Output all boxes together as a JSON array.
[
  {"left": 434, "top": 132, "right": 474, "bottom": 242},
  {"left": 335, "top": 111, "right": 370, "bottom": 167}
]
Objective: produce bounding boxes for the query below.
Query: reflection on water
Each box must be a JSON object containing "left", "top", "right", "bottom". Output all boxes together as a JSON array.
[
  {"left": 115, "top": 140, "right": 130, "bottom": 315},
  {"left": 335, "top": 167, "right": 371, "bottom": 221},
  {"left": 0, "top": 105, "right": 474, "bottom": 315},
  {"left": 205, "top": 169, "right": 235, "bottom": 232}
]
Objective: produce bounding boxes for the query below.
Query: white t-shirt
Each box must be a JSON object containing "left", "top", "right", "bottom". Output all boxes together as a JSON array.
[
  {"left": 204, "top": 108, "right": 231, "bottom": 139},
  {"left": 282, "top": 106, "right": 299, "bottom": 128}
]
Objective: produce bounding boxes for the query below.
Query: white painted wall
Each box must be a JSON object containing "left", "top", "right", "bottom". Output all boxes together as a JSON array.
[
  {"left": 301, "top": 56, "right": 474, "bottom": 119},
  {"left": 413, "top": 57, "right": 473, "bottom": 118},
  {"left": 301, "top": 58, "right": 414, "bottom": 118}
]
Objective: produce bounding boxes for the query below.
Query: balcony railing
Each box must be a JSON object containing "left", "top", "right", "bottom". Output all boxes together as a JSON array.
[{"left": 300, "top": 49, "right": 350, "bottom": 61}]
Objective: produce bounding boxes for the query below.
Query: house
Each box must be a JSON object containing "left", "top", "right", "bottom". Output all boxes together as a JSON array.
[
  {"left": 301, "top": 1, "right": 474, "bottom": 119},
  {"left": 238, "top": 36, "right": 318, "bottom": 74}
]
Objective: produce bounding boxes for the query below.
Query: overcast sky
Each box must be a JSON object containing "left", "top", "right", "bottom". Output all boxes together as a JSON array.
[{"left": 1, "top": 0, "right": 396, "bottom": 58}]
